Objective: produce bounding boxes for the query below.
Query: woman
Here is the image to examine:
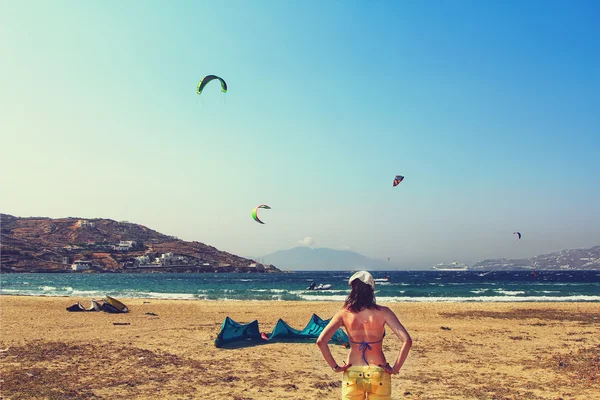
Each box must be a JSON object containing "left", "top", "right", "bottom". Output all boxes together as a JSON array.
[{"left": 317, "top": 271, "right": 412, "bottom": 399}]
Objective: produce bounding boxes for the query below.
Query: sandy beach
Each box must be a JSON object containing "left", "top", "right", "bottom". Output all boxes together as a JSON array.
[{"left": 0, "top": 296, "right": 598, "bottom": 399}]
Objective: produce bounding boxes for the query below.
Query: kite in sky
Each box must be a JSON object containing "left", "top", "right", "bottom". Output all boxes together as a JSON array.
[
  {"left": 252, "top": 205, "right": 271, "bottom": 224},
  {"left": 393, "top": 175, "right": 404, "bottom": 187},
  {"left": 197, "top": 75, "right": 227, "bottom": 96},
  {"left": 513, "top": 232, "right": 522, "bottom": 240}
]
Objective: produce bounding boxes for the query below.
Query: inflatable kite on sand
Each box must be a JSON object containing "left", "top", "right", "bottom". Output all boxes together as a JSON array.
[
  {"left": 66, "top": 296, "right": 129, "bottom": 313},
  {"left": 214, "top": 314, "right": 349, "bottom": 348}
]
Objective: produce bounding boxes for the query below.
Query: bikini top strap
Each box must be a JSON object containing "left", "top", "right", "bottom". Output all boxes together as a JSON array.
[
  {"left": 348, "top": 331, "right": 385, "bottom": 345},
  {"left": 348, "top": 334, "right": 386, "bottom": 365}
]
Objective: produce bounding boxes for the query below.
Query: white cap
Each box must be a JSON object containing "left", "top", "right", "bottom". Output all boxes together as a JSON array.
[{"left": 348, "top": 270, "right": 375, "bottom": 289}]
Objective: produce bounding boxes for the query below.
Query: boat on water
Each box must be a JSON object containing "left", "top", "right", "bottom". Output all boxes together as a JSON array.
[
  {"left": 432, "top": 261, "right": 469, "bottom": 271},
  {"left": 374, "top": 276, "right": 389, "bottom": 283},
  {"left": 306, "top": 282, "right": 333, "bottom": 291}
]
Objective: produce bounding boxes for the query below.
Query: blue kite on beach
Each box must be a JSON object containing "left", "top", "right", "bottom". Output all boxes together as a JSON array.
[{"left": 214, "top": 314, "right": 348, "bottom": 348}]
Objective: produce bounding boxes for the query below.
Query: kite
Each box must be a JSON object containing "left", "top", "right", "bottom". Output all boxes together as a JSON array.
[
  {"left": 252, "top": 205, "right": 271, "bottom": 224},
  {"left": 197, "top": 75, "right": 227, "bottom": 96},
  {"left": 393, "top": 175, "right": 404, "bottom": 187},
  {"left": 513, "top": 232, "right": 522, "bottom": 240}
]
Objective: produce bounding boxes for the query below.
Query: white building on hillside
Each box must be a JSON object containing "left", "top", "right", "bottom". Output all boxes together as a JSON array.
[
  {"left": 76, "top": 220, "right": 95, "bottom": 228},
  {"left": 71, "top": 260, "right": 92, "bottom": 271},
  {"left": 113, "top": 240, "right": 137, "bottom": 251},
  {"left": 135, "top": 255, "right": 150, "bottom": 264}
]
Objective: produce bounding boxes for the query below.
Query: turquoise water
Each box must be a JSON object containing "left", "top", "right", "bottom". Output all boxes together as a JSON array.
[{"left": 1, "top": 271, "right": 599, "bottom": 302}]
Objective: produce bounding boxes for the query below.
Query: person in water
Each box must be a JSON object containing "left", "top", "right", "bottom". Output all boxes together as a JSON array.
[{"left": 317, "top": 270, "right": 412, "bottom": 399}]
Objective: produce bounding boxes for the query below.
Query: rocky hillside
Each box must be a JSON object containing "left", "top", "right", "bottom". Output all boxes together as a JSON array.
[
  {"left": 470, "top": 246, "right": 600, "bottom": 270},
  {"left": 0, "top": 214, "right": 279, "bottom": 273}
]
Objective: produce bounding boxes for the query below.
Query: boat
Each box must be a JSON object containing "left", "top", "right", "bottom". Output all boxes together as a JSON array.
[
  {"left": 306, "top": 283, "right": 333, "bottom": 291},
  {"left": 374, "top": 276, "right": 389, "bottom": 283},
  {"left": 432, "top": 261, "right": 469, "bottom": 271}
]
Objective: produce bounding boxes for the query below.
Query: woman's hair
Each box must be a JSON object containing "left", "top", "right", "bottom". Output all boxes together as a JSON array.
[{"left": 344, "top": 279, "right": 379, "bottom": 313}]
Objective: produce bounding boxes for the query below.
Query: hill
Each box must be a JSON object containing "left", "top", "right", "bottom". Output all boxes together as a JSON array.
[
  {"left": 259, "top": 245, "right": 600, "bottom": 271},
  {"left": 260, "top": 247, "right": 392, "bottom": 271},
  {"left": 470, "top": 246, "right": 600, "bottom": 270},
  {"left": 0, "top": 214, "right": 279, "bottom": 273}
]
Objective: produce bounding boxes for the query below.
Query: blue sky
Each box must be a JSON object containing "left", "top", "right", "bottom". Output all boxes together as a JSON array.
[{"left": 1, "top": 1, "right": 599, "bottom": 268}]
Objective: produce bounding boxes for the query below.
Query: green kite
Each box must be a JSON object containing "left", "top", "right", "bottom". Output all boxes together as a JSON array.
[{"left": 197, "top": 75, "right": 227, "bottom": 96}]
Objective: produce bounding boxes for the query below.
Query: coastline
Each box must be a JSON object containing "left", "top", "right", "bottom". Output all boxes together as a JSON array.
[
  {"left": 1, "top": 296, "right": 598, "bottom": 399},
  {"left": 3, "top": 270, "right": 599, "bottom": 303},
  {"left": 2, "top": 292, "right": 600, "bottom": 303}
]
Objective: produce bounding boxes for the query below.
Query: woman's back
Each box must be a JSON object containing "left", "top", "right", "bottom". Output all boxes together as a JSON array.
[
  {"left": 316, "top": 271, "right": 412, "bottom": 400},
  {"left": 342, "top": 306, "right": 388, "bottom": 366}
]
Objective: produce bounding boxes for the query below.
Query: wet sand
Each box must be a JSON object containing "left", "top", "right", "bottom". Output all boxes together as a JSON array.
[{"left": 1, "top": 296, "right": 598, "bottom": 399}]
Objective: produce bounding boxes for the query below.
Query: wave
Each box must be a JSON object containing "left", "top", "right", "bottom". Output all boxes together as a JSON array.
[
  {"left": 296, "top": 294, "right": 600, "bottom": 302},
  {"left": 493, "top": 289, "right": 526, "bottom": 296},
  {"left": 134, "top": 292, "right": 201, "bottom": 300},
  {"left": 71, "top": 290, "right": 107, "bottom": 297},
  {"left": 2, "top": 290, "right": 599, "bottom": 302},
  {"left": 39, "top": 286, "right": 74, "bottom": 292}
]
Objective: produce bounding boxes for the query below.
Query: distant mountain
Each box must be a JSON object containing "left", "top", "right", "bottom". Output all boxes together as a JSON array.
[
  {"left": 260, "top": 247, "right": 393, "bottom": 271},
  {"left": 260, "top": 245, "right": 600, "bottom": 272},
  {"left": 471, "top": 245, "right": 600, "bottom": 271},
  {"left": 0, "top": 214, "right": 279, "bottom": 273}
]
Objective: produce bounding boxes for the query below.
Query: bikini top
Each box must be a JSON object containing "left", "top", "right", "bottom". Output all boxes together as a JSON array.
[{"left": 348, "top": 330, "right": 386, "bottom": 365}]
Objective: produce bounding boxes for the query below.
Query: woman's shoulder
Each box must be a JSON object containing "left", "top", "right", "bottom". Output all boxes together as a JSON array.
[
  {"left": 375, "top": 305, "right": 395, "bottom": 317},
  {"left": 340, "top": 305, "right": 391, "bottom": 312},
  {"left": 336, "top": 306, "right": 351, "bottom": 317},
  {"left": 338, "top": 306, "right": 352, "bottom": 316}
]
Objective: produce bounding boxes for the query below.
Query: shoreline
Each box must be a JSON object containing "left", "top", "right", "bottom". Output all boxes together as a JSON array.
[
  {"left": 2, "top": 292, "right": 600, "bottom": 303},
  {"left": 1, "top": 296, "right": 599, "bottom": 399}
]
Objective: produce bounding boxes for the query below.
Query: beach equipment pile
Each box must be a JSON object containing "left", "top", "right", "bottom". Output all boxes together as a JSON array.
[{"left": 66, "top": 296, "right": 129, "bottom": 313}]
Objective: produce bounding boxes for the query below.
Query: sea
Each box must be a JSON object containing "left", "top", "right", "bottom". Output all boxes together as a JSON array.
[{"left": 1, "top": 270, "right": 599, "bottom": 302}]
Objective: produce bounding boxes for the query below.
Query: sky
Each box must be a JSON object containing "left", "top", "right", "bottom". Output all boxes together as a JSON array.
[{"left": 1, "top": 1, "right": 599, "bottom": 269}]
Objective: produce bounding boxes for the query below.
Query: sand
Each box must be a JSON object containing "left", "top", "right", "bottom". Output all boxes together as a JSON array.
[{"left": 0, "top": 296, "right": 598, "bottom": 399}]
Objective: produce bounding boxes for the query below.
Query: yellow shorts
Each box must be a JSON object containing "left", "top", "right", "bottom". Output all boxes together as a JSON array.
[{"left": 342, "top": 366, "right": 391, "bottom": 400}]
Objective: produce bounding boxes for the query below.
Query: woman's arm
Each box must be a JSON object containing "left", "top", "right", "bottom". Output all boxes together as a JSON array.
[
  {"left": 383, "top": 307, "right": 412, "bottom": 373},
  {"left": 316, "top": 309, "right": 351, "bottom": 372}
]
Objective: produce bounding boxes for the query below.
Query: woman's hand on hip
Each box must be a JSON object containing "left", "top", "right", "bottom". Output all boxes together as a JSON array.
[
  {"left": 333, "top": 363, "right": 352, "bottom": 373},
  {"left": 379, "top": 363, "right": 399, "bottom": 375}
]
